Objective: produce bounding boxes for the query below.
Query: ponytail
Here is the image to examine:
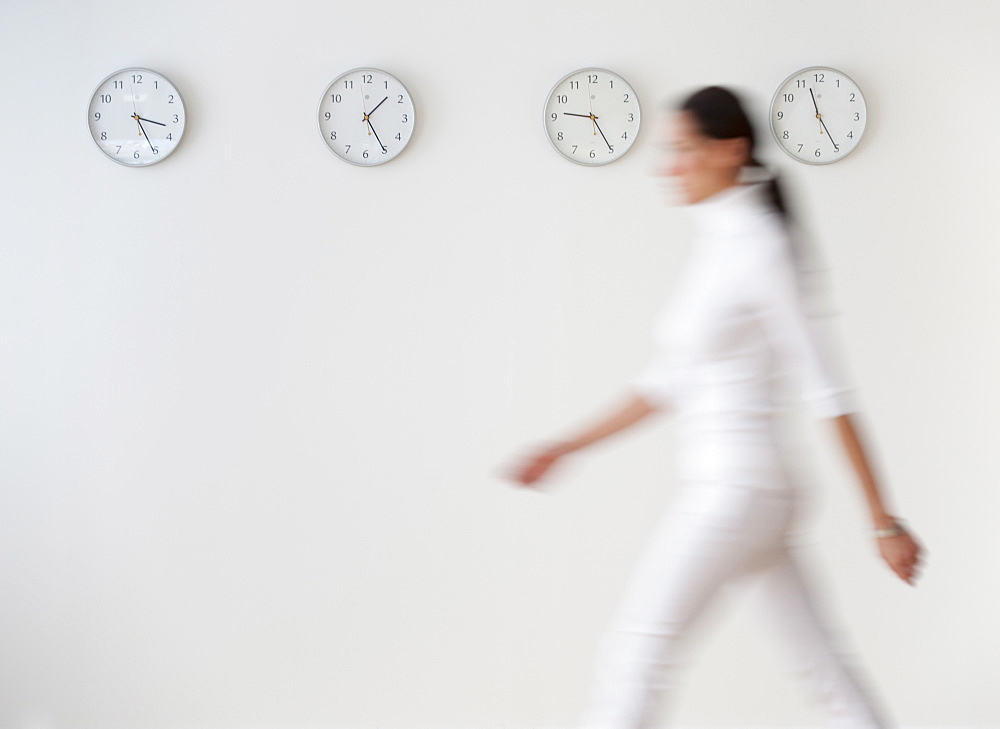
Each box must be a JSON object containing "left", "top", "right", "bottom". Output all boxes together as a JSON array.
[{"left": 746, "top": 156, "right": 789, "bottom": 224}]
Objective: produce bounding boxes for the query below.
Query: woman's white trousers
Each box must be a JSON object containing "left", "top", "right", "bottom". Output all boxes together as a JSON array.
[{"left": 578, "top": 481, "right": 891, "bottom": 729}]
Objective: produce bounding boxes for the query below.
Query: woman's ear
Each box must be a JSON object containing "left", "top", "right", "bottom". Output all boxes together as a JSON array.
[{"left": 710, "top": 136, "right": 751, "bottom": 169}]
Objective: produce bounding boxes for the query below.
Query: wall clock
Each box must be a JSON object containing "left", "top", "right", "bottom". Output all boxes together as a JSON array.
[
  {"left": 318, "top": 68, "right": 415, "bottom": 166},
  {"left": 88, "top": 67, "right": 186, "bottom": 166},
  {"left": 769, "top": 66, "right": 866, "bottom": 165},
  {"left": 544, "top": 68, "right": 641, "bottom": 165}
]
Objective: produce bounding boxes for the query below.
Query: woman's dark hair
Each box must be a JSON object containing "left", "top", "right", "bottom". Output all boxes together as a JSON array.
[{"left": 679, "top": 86, "right": 790, "bottom": 223}]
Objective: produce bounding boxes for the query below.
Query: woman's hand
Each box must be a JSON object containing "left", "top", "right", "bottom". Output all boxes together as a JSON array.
[
  {"left": 877, "top": 530, "right": 925, "bottom": 586},
  {"left": 501, "top": 393, "right": 659, "bottom": 489},
  {"left": 503, "top": 441, "right": 576, "bottom": 488}
]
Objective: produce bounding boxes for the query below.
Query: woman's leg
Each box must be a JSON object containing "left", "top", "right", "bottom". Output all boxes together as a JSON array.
[
  {"left": 752, "top": 544, "right": 893, "bottom": 728},
  {"left": 578, "top": 483, "right": 796, "bottom": 729}
]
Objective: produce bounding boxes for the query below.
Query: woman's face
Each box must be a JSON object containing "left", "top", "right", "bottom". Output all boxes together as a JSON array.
[{"left": 661, "top": 111, "right": 745, "bottom": 205}]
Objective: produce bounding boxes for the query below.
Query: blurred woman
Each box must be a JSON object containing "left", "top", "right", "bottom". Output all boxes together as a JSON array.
[{"left": 504, "top": 86, "right": 923, "bottom": 728}]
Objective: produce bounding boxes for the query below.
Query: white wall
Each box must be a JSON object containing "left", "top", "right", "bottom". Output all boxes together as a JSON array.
[{"left": 1, "top": 1, "right": 998, "bottom": 727}]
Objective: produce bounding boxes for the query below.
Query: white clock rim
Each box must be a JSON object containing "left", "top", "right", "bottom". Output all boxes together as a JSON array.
[
  {"left": 768, "top": 65, "right": 866, "bottom": 166},
  {"left": 543, "top": 66, "right": 641, "bottom": 167},
  {"left": 317, "top": 67, "right": 416, "bottom": 167},
  {"left": 88, "top": 66, "right": 186, "bottom": 168}
]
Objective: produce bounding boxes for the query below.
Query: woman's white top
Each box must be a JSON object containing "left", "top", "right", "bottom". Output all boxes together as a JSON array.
[{"left": 630, "top": 183, "right": 858, "bottom": 490}]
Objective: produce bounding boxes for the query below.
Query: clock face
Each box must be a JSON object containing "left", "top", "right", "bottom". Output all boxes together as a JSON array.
[
  {"left": 318, "top": 68, "right": 415, "bottom": 166},
  {"left": 544, "top": 68, "right": 641, "bottom": 165},
  {"left": 770, "top": 66, "right": 867, "bottom": 165},
  {"left": 88, "top": 68, "right": 186, "bottom": 166}
]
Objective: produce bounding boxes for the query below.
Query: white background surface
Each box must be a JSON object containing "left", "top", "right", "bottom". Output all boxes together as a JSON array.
[{"left": 1, "top": 1, "right": 998, "bottom": 727}]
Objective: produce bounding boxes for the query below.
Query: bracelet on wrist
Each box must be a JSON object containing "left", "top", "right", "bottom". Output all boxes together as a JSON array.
[{"left": 874, "top": 519, "right": 906, "bottom": 539}]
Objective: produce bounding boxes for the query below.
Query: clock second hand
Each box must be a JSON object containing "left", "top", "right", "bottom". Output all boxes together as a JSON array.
[
  {"left": 130, "top": 83, "right": 142, "bottom": 139},
  {"left": 587, "top": 77, "right": 597, "bottom": 136},
  {"left": 564, "top": 112, "right": 613, "bottom": 152},
  {"left": 357, "top": 82, "right": 371, "bottom": 137},
  {"left": 809, "top": 88, "right": 840, "bottom": 152}
]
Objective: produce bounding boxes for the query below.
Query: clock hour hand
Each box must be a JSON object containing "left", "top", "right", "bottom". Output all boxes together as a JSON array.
[
  {"left": 808, "top": 87, "right": 825, "bottom": 135},
  {"left": 368, "top": 96, "right": 388, "bottom": 116},
  {"left": 134, "top": 115, "right": 166, "bottom": 127},
  {"left": 565, "top": 111, "right": 601, "bottom": 136}
]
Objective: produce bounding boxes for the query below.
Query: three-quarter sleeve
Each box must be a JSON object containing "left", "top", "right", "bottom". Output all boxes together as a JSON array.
[{"left": 751, "top": 236, "right": 859, "bottom": 418}]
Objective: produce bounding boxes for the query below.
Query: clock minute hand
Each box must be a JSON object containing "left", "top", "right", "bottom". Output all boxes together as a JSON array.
[
  {"left": 365, "top": 118, "right": 387, "bottom": 153},
  {"left": 809, "top": 88, "right": 839, "bottom": 152},
  {"left": 818, "top": 117, "right": 839, "bottom": 152},
  {"left": 592, "top": 117, "right": 613, "bottom": 152},
  {"left": 132, "top": 114, "right": 155, "bottom": 152}
]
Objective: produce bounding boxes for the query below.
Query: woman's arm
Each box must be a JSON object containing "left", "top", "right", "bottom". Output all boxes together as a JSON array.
[
  {"left": 748, "top": 237, "right": 925, "bottom": 583},
  {"left": 830, "top": 413, "right": 925, "bottom": 585},
  {"left": 831, "top": 413, "right": 895, "bottom": 529},
  {"left": 504, "top": 391, "right": 660, "bottom": 486},
  {"left": 554, "top": 391, "right": 660, "bottom": 455}
]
